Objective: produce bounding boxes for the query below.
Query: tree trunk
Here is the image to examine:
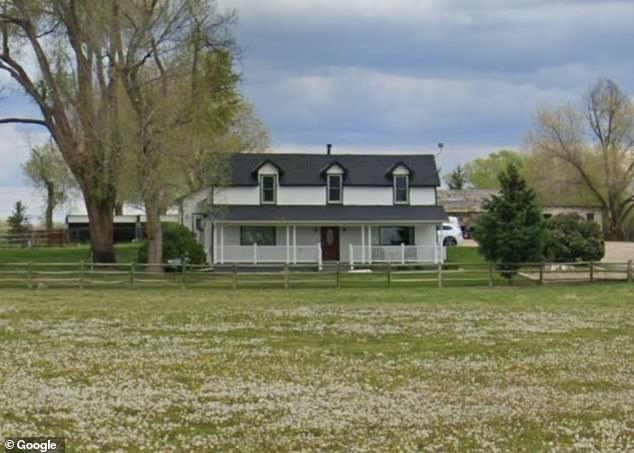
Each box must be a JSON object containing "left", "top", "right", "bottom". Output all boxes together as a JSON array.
[
  {"left": 85, "top": 197, "right": 116, "bottom": 263},
  {"left": 145, "top": 199, "right": 163, "bottom": 272},
  {"left": 114, "top": 201, "right": 124, "bottom": 216},
  {"left": 45, "top": 183, "right": 55, "bottom": 231}
]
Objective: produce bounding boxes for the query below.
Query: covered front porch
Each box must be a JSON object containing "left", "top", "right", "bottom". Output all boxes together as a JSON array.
[{"left": 205, "top": 223, "right": 445, "bottom": 268}]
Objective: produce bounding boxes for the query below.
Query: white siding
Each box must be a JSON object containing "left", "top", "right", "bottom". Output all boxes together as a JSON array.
[
  {"left": 344, "top": 187, "right": 393, "bottom": 205},
  {"left": 181, "top": 188, "right": 208, "bottom": 232},
  {"left": 257, "top": 163, "right": 279, "bottom": 175},
  {"left": 213, "top": 187, "right": 259, "bottom": 205},
  {"left": 415, "top": 224, "right": 438, "bottom": 246},
  {"left": 278, "top": 187, "right": 325, "bottom": 205},
  {"left": 410, "top": 188, "right": 436, "bottom": 205},
  {"left": 183, "top": 185, "right": 437, "bottom": 208}
]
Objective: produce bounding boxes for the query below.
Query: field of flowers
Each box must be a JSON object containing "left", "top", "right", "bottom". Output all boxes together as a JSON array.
[{"left": 1, "top": 285, "right": 633, "bottom": 452}]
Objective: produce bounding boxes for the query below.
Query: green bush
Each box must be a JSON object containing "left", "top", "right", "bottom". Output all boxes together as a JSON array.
[
  {"left": 137, "top": 222, "right": 207, "bottom": 264},
  {"left": 543, "top": 214, "right": 604, "bottom": 262}
]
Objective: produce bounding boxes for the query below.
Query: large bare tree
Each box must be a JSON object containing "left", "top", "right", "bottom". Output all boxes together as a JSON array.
[
  {"left": 529, "top": 79, "right": 634, "bottom": 239},
  {"left": 0, "top": 1, "right": 128, "bottom": 261},
  {"left": 115, "top": 5, "right": 239, "bottom": 266},
  {"left": 0, "top": 0, "right": 238, "bottom": 262}
]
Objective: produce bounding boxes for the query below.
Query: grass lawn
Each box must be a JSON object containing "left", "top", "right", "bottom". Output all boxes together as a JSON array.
[
  {"left": 0, "top": 243, "right": 141, "bottom": 263},
  {"left": 1, "top": 285, "right": 633, "bottom": 451},
  {"left": 446, "top": 245, "right": 483, "bottom": 263}
]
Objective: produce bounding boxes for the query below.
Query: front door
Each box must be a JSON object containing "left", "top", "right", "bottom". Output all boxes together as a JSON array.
[{"left": 321, "top": 227, "right": 340, "bottom": 261}]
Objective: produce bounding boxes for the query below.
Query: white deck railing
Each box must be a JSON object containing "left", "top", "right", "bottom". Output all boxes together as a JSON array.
[
  {"left": 349, "top": 244, "right": 445, "bottom": 267},
  {"left": 220, "top": 244, "right": 322, "bottom": 266}
]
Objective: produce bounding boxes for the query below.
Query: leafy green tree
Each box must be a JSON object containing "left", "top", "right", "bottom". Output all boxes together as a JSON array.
[
  {"left": 543, "top": 214, "right": 604, "bottom": 262},
  {"left": 6, "top": 201, "right": 30, "bottom": 235},
  {"left": 464, "top": 150, "right": 527, "bottom": 189},
  {"left": 444, "top": 165, "right": 468, "bottom": 190},
  {"left": 474, "top": 164, "right": 546, "bottom": 279},
  {"left": 23, "top": 142, "right": 77, "bottom": 230}
]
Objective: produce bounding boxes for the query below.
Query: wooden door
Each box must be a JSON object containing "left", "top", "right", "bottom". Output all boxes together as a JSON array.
[{"left": 321, "top": 227, "right": 340, "bottom": 261}]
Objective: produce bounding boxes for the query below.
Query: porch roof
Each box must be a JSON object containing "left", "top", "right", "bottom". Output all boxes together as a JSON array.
[{"left": 208, "top": 205, "right": 448, "bottom": 224}]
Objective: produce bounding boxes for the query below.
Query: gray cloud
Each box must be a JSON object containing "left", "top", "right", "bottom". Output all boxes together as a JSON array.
[{"left": 221, "top": 0, "right": 634, "bottom": 163}]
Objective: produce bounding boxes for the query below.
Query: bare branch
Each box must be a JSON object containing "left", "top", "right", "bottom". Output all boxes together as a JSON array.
[{"left": 0, "top": 117, "right": 48, "bottom": 126}]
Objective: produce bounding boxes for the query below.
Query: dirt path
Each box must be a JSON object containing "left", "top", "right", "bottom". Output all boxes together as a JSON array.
[{"left": 603, "top": 241, "right": 634, "bottom": 262}]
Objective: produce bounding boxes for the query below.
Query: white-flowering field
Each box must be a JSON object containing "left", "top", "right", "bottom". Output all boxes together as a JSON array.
[{"left": 1, "top": 285, "right": 633, "bottom": 452}]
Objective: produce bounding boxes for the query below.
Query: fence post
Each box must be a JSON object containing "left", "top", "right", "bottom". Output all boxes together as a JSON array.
[
  {"left": 130, "top": 262, "right": 136, "bottom": 288},
  {"left": 336, "top": 262, "right": 341, "bottom": 288},
  {"left": 232, "top": 263, "right": 238, "bottom": 290},
  {"left": 349, "top": 243, "right": 354, "bottom": 270},
  {"left": 317, "top": 244, "right": 322, "bottom": 271},
  {"left": 79, "top": 260, "right": 84, "bottom": 290},
  {"left": 488, "top": 262, "right": 494, "bottom": 287},
  {"left": 628, "top": 260, "right": 633, "bottom": 283},
  {"left": 539, "top": 262, "right": 544, "bottom": 285},
  {"left": 284, "top": 263, "right": 289, "bottom": 289},
  {"left": 27, "top": 261, "right": 33, "bottom": 289},
  {"left": 387, "top": 262, "right": 392, "bottom": 287}
]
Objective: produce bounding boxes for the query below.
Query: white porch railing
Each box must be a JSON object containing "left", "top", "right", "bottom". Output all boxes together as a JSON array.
[
  {"left": 349, "top": 244, "right": 445, "bottom": 267},
  {"left": 221, "top": 244, "right": 322, "bottom": 267}
]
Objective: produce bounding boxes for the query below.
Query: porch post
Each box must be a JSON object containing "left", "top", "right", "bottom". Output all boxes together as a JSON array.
[
  {"left": 212, "top": 222, "right": 217, "bottom": 264},
  {"left": 349, "top": 243, "right": 354, "bottom": 270},
  {"left": 368, "top": 225, "right": 372, "bottom": 264},
  {"left": 293, "top": 225, "right": 297, "bottom": 264},
  {"left": 285, "top": 225, "right": 290, "bottom": 264},
  {"left": 401, "top": 243, "right": 405, "bottom": 265},
  {"left": 220, "top": 224, "right": 224, "bottom": 264},
  {"left": 361, "top": 225, "right": 366, "bottom": 264},
  {"left": 253, "top": 243, "right": 257, "bottom": 264}
]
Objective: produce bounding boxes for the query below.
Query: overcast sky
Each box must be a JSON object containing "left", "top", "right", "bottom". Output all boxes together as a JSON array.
[{"left": 1, "top": 0, "right": 634, "bottom": 221}]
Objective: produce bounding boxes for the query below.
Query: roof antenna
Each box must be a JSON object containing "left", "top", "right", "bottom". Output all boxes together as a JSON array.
[
  {"left": 327, "top": 144, "right": 332, "bottom": 155},
  {"left": 436, "top": 142, "right": 444, "bottom": 176}
]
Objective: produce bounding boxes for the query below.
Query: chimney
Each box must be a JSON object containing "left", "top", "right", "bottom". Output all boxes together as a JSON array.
[{"left": 327, "top": 144, "right": 332, "bottom": 155}]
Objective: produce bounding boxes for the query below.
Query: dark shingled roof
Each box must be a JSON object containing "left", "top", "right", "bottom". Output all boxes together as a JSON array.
[
  {"left": 209, "top": 205, "right": 448, "bottom": 223},
  {"left": 228, "top": 153, "right": 440, "bottom": 187}
]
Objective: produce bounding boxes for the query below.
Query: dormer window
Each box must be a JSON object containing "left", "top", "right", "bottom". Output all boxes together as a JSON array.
[
  {"left": 260, "top": 174, "right": 277, "bottom": 204},
  {"left": 327, "top": 174, "right": 342, "bottom": 204},
  {"left": 394, "top": 175, "right": 409, "bottom": 204}
]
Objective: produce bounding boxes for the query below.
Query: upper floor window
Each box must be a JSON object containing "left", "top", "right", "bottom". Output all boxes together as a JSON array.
[
  {"left": 327, "top": 174, "right": 342, "bottom": 204},
  {"left": 260, "top": 175, "right": 277, "bottom": 204},
  {"left": 394, "top": 175, "right": 409, "bottom": 204}
]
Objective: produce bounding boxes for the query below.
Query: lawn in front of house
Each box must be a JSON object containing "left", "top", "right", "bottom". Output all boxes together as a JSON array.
[{"left": 1, "top": 285, "right": 633, "bottom": 452}]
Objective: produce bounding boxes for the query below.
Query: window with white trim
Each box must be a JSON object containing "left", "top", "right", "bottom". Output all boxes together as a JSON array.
[
  {"left": 260, "top": 175, "right": 277, "bottom": 204},
  {"left": 394, "top": 175, "right": 409, "bottom": 204},
  {"left": 327, "top": 174, "right": 342, "bottom": 204}
]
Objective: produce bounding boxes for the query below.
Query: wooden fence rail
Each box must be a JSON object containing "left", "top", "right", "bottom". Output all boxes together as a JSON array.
[{"left": 0, "top": 259, "right": 632, "bottom": 290}]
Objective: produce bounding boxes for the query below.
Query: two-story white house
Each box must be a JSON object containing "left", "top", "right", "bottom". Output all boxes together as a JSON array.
[{"left": 179, "top": 152, "right": 448, "bottom": 267}]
